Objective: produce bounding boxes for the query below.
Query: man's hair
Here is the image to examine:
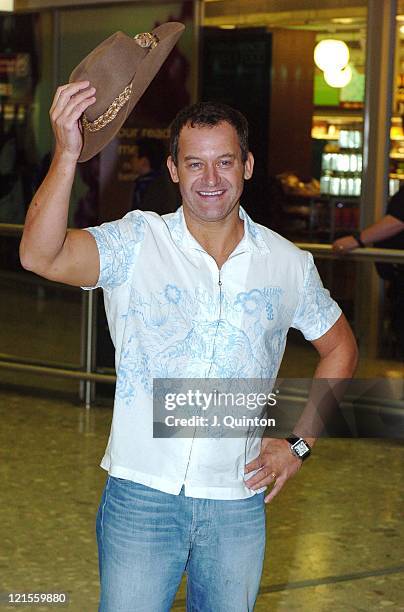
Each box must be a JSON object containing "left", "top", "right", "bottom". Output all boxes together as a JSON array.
[
  {"left": 135, "top": 137, "right": 166, "bottom": 172},
  {"left": 169, "top": 101, "right": 249, "bottom": 166}
]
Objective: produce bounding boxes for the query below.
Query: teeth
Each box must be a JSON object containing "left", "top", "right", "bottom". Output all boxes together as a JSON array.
[{"left": 199, "top": 190, "right": 224, "bottom": 196}]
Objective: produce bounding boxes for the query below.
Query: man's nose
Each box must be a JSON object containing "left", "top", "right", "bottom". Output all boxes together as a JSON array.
[{"left": 202, "top": 164, "right": 220, "bottom": 187}]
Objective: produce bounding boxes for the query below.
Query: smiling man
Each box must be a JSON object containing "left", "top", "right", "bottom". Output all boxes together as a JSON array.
[{"left": 20, "top": 91, "right": 357, "bottom": 611}]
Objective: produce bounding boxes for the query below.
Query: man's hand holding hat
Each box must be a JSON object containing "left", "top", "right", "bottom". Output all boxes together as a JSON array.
[{"left": 49, "top": 81, "right": 96, "bottom": 163}]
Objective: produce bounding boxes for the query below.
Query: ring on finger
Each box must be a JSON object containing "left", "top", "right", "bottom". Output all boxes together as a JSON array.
[{"left": 270, "top": 472, "right": 277, "bottom": 480}]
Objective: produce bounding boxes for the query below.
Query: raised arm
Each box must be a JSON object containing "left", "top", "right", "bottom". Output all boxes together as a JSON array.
[{"left": 20, "top": 81, "right": 100, "bottom": 287}]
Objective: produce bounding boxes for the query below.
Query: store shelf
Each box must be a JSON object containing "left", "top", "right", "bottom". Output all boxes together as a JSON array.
[
  {"left": 312, "top": 133, "right": 339, "bottom": 140},
  {"left": 313, "top": 114, "right": 403, "bottom": 198}
]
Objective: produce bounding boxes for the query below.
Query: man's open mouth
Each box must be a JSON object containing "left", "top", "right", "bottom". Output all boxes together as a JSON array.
[{"left": 197, "top": 190, "right": 226, "bottom": 197}]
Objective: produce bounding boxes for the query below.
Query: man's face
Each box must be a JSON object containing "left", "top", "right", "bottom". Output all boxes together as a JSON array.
[{"left": 167, "top": 121, "right": 254, "bottom": 224}]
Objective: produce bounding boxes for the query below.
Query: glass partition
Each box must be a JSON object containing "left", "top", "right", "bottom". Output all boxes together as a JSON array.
[
  {"left": 280, "top": 255, "right": 404, "bottom": 378},
  {"left": 0, "top": 234, "right": 83, "bottom": 394}
]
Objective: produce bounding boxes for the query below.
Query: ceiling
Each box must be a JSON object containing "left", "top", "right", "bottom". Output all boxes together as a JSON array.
[{"left": 202, "top": 0, "right": 404, "bottom": 37}]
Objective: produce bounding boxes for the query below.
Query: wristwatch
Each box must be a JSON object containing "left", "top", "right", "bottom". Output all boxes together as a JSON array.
[
  {"left": 352, "top": 231, "right": 365, "bottom": 248},
  {"left": 286, "top": 436, "right": 311, "bottom": 461}
]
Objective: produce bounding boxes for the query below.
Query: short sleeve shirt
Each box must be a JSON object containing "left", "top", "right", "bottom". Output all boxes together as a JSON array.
[
  {"left": 83, "top": 206, "right": 342, "bottom": 499},
  {"left": 387, "top": 185, "right": 404, "bottom": 222},
  {"left": 379, "top": 186, "right": 404, "bottom": 250}
]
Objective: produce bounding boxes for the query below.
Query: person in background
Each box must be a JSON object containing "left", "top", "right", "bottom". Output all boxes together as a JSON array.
[
  {"left": 332, "top": 185, "right": 404, "bottom": 358},
  {"left": 74, "top": 154, "right": 100, "bottom": 228},
  {"left": 130, "top": 136, "right": 179, "bottom": 214}
]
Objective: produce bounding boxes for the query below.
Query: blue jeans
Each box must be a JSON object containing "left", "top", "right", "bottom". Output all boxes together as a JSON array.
[{"left": 96, "top": 476, "right": 266, "bottom": 611}]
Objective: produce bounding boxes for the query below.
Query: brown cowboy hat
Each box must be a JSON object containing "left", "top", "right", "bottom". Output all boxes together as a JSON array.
[{"left": 69, "top": 22, "right": 185, "bottom": 162}]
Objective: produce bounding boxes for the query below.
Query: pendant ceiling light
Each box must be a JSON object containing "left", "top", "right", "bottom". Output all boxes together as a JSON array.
[
  {"left": 314, "top": 39, "right": 350, "bottom": 72},
  {"left": 324, "top": 64, "right": 353, "bottom": 88}
]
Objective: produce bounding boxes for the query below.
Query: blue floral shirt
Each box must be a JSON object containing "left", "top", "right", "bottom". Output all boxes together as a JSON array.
[{"left": 84, "top": 206, "right": 341, "bottom": 499}]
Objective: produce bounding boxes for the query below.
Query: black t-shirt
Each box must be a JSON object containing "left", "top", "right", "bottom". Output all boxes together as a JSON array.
[
  {"left": 379, "top": 186, "right": 404, "bottom": 250},
  {"left": 387, "top": 185, "right": 404, "bottom": 221}
]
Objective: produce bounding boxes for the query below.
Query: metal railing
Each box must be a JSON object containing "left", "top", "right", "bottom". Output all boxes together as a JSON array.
[
  {"left": 296, "top": 242, "right": 404, "bottom": 264},
  {"left": 1, "top": 223, "right": 404, "bottom": 407}
]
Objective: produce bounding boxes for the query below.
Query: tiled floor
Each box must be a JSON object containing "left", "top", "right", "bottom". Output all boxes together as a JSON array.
[{"left": 0, "top": 390, "right": 403, "bottom": 611}]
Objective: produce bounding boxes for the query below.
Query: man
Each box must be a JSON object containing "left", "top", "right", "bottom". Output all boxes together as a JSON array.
[
  {"left": 20, "top": 81, "right": 358, "bottom": 610},
  {"left": 130, "top": 136, "right": 180, "bottom": 214},
  {"left": 333, "top": 187, "right": 404, "bottom": 357}
]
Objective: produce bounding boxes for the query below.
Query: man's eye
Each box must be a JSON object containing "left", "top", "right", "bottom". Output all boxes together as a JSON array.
[
  {"left": 219, "top": 159, "right": 232, "bottom": 167},
  {"left": 188, "top": 162, "right": 202, "bottom": 169}
]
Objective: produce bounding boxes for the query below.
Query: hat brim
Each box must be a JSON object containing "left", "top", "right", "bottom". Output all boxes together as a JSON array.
[{"left": 77, "top": 22, "right": 185, "bottom": 162}]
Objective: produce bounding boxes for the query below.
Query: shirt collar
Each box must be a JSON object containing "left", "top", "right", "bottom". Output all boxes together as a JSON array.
[{"left": 167, "top": 205, "right": 268, "bottom": 255}]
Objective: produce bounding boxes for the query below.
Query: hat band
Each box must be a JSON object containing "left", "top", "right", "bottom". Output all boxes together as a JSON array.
[{"left": 82, "top": 83, "right": 132, "bottom": 132}]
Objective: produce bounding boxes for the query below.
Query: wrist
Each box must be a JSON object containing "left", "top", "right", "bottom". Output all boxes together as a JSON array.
[
  {"left": 53, "top": 147, "right": 80, "bottom": 167},
  {"left": 352, "top": 231, "right": 365, "bottom": 248}
]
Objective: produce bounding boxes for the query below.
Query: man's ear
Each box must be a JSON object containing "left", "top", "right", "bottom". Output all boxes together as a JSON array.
[
  {"left": 244, "top": 152, "right": 254, "bottom": 181},
  {"left": 167, "top": 156, "right": 179, "bottom": 183}
]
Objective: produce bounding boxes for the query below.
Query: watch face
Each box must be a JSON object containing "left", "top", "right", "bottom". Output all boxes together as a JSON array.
[{"left": 293, "top": 440, "right": 310, "bottom": 457}]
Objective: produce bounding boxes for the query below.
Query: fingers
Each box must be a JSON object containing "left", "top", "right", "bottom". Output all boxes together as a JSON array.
[
  {"left": 64, "top": 92, "right": 96, "bottom": 128},
  {"left": 244, "top": 457, "right": 261, "bottom": 474},
  {"left": 50, "top": 81, "right": 90, "bottom": 116},
  {"left": 245, "top": 466, "right": 277, "bottom": 491},
  {"left": 245, "top": 465, "right": 286, "bottom": 504},
  {"left": 64, "top": 87, "right": 96, "bottom": 119},
  {"left": 49, "top": 81, "right": 97, "bottom": 160},
  {"left": 51, "top": 84, "right": 96, "bottom": 124},
  {"left": 264, "top": 477, "right": 286, "bottom": 504},
  {"left": 334, "top": 245, "right": 346, "bottom": 254}
]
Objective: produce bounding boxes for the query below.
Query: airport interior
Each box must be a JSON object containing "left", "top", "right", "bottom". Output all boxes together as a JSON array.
[{"left": 0, "top": 0, "right": 403, "bottom": 610}]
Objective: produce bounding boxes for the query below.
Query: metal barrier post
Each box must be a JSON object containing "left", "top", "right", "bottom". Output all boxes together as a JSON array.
[{"left": 359, "top": 0, "right": 397, "bottom": 358}]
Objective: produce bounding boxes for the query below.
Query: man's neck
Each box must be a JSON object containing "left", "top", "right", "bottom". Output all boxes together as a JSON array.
[{"left": 183, "top": 205, "right": 245, "bottom": 269}]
